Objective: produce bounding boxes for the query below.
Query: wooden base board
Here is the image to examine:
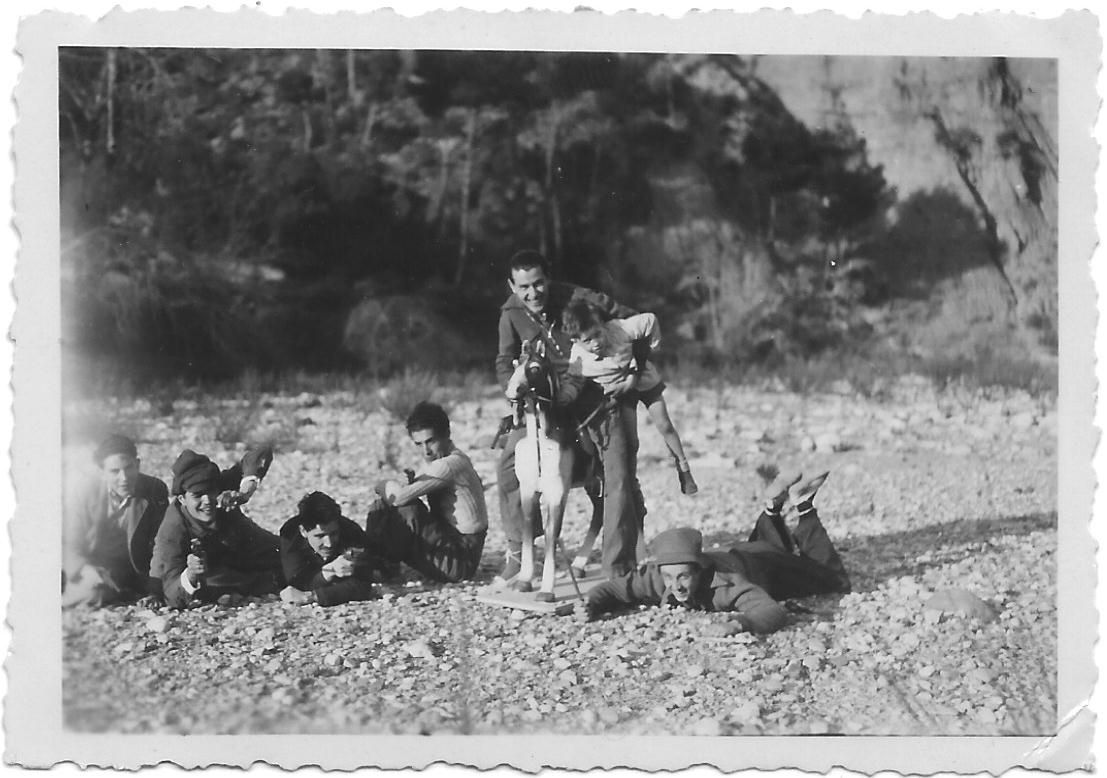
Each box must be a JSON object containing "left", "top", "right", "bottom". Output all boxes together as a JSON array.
[{"left": 475, "top": 566, "right": 606, "bottom": 615}]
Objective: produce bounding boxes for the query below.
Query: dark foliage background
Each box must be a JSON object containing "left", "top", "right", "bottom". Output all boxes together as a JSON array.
[{"left": 58, "top": 49, "right": 1058, "bottom": 391}]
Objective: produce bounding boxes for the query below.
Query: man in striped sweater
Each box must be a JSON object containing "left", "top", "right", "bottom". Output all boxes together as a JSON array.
[{"left": 365, "top": 402, "right": 488, "bottom": 583}]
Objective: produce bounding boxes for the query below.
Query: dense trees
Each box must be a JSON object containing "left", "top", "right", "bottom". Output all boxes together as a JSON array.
[{"left": 58, "top": 49, "right": 1051, "bottom": 384}]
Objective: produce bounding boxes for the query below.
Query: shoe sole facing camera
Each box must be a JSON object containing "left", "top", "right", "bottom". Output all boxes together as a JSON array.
[
  {"left": 764, "top": 471, "right": 802, "bottom": 507},
  {"left": 792, "top": 471, "right": 830, "bottom": 505}
]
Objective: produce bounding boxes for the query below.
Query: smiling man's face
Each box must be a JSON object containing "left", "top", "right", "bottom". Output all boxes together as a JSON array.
[
  {"left": 509, "top": 266, "right": 549, "bottom": 315},
  {"left": 660, "top": 563, "right": 702, "bottom": 604}
]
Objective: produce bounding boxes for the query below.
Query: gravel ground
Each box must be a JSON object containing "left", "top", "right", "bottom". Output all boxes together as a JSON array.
[{"left": 62, "top": 377, "right": 1057, "bottom": 735}]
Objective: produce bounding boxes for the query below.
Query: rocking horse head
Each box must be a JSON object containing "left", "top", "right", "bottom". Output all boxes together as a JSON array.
[{"left": 520, "top": 336, "right": 558, "bottom": 407}]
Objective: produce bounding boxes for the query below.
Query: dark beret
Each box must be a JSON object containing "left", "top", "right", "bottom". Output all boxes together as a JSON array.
[{"left": 171, "top": 449, "right": 221, "bottom": 496}]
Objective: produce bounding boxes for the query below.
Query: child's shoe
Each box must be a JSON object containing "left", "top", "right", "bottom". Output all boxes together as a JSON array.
[{"left": 678, "top": 467, "right": 699, "bottom": 495}]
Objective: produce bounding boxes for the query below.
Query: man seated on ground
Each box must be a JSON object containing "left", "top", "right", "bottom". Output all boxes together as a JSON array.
[
  {"left": 150, "top": 446, "right": 281, "bottom": 608},
  {"left": 279, "top": 491, "right": 379, "bottom": 606},
  {"left": 364, "top": 401, "right": 488, "bottom": 583},
  {"left": 63, "top": 434, "right": 171, "bottom": 607},
  {"left": 580, "top": 472, "right": 850, "bottom": 634}
]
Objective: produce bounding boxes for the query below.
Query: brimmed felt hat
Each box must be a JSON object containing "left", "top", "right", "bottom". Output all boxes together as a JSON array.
[
  {"left": 651, "top": 528, "right": 706, "bottom": 567},
  {"left": 171, "top": 449, "right": 221, "bottom": 495}
]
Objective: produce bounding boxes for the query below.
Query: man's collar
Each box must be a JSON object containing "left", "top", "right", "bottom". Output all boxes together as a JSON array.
[{"left": 107, "top": 489, "right": 133, "bottom": 509}]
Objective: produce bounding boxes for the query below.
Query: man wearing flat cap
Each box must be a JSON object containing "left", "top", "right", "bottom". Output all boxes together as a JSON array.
[
  {"left": 149, "top": 445, "right": 280, "bottom": 608},
  {"left": 581, "top": 472, "right": 850, "bottom": 635},
  {"left": 63, "top": 434, "right": 171, "bottom": 607}
]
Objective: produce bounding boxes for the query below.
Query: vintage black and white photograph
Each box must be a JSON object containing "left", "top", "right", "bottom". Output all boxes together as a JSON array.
[{"left": 5, "top": 4, "right": 1099, "bottom": 772}]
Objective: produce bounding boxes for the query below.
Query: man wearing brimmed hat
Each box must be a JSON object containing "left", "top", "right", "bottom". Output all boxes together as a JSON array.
[
  {"left": 63, "top": 434, "right": 171, "bottom": 607},
  {"left": 582, "top": 471, "right": 850, "bottom": 635},
  {"left": 149, "top": 445, "right": 280, "bottom": 608}
]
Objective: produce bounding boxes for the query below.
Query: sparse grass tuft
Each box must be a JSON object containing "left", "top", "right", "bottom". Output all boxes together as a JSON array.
[
  {"left": 212, "top": 400, "right": 300, "bottom": 451},
  {"left": 375, "top": 367, "right": 449, "bottom": 422}
]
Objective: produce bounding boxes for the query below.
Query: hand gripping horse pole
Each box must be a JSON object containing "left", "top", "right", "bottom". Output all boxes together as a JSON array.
[{"left": 511, "top": 337, "right": 575, "bottom": 601}]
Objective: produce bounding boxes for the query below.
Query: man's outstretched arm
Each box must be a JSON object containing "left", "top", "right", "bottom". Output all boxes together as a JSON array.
[
  {"left": 713, "top": 581, "right": 790, "bottom": 634},
  {"left": 583, "top": 566, "right": 665, "bottom": 619}
]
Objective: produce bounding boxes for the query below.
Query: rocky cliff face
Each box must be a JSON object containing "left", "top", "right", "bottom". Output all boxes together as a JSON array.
[{"left": 757, "top": 56, "right": 1058, "bottom": 356}]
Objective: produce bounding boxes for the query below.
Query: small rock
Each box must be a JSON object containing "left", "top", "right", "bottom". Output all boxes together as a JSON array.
[
  {"left": 966, "top": 667, "right": 995, "bottom": 685},
  {"left": 924, "top": 589, "right": 998, "bottom": 623},
  {"left": 145, "top": 616, "right": 171, "bottom": 634},
  {"left": 814, "top": 432, "right": 842, "bottom": 453},
  {"left": 405, "top": 640, "right": 435, "bottom": 660},
  {"left": 597, "top": 706, "right": 620, "bottom": 725},
  {"left": 323, "top": 653, "right": 344, "bottom": 667},
  {"left": 730, "top": 701, "right": 760, "bottom": 723},
  {"left": 807, "top": 719, "right": 831, "bottom": 735},
  {"left": 692, "top": 717, "right": 723, "bottom": 736}
]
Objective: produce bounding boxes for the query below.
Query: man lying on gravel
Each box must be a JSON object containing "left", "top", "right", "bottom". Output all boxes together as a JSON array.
[
  {"left": 580, "top": 472, "right": 850, "bottom": 634},
  {"left": 150, "top": 446, "right": 282, "bottom": 608},
  {"left": 63, "top": 434, "right": 170, "bottom": 607},
  {"left": 364, "top": 402, "right": 488, "bottom": 583},
  {"left": 278, "top": 491, "right": 379, "bottom": 606}
]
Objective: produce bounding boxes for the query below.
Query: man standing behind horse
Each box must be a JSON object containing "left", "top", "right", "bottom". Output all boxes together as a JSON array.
[{"left": 494, "top": 249, "right": 644, "bottom": 583}]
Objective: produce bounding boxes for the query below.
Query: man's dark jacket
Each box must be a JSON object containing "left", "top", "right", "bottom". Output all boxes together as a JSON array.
[
  {"left": 64, "top": 473, "right": 170, "bottom": 595},
  {"left": 150, "top": 502, "right": 281, "bottom": 608},
  {"left": 278, "top": 515, "right": 377, "bottom": 607}
]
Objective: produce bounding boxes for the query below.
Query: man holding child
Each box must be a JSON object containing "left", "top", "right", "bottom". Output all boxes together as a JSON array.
[{"left": 493, "top": 249, "right": 646, "bottom": 582}]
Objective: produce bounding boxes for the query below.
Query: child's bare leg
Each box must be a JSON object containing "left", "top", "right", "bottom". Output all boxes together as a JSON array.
[
  {"left": 646, "top": 396, "right": 687, "bottom": 462},
  {"left": 645, "top": 395, "right": 698, "bottom": 495}
]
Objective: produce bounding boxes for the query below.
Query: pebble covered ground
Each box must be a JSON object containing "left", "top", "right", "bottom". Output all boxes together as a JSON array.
[{"left": 62, "top": 376, "right": 1057, "bottom": 735}]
